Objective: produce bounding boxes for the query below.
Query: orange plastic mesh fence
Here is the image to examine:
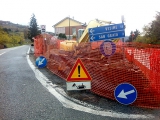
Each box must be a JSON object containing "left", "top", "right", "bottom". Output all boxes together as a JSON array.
[
  {"left": 34, "top": 34, "right": 53, "bottom": 57},
  {"left": 34, "top": 34, "right": 160, "bottom": 109}
]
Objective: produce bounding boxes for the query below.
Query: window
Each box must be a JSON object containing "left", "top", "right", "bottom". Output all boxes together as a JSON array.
[
  {"left": 55, "top": 27, "right": 65, "bottom": 34},
  {"left": 72, "top": 28, "right": 76, "bottom": 35}
]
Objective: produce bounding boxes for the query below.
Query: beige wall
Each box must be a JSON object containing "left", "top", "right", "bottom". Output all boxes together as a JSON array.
[
  {"left": 55, "top": 18, "right": 81, "bottom": 27},
  {"left": 65, "top": 26, "right": 86, "bottom": 35}
]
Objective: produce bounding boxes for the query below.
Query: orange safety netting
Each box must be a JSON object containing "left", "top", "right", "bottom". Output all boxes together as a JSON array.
[{"left": 34, "top": 34, "right": 160, "bottom": 109}]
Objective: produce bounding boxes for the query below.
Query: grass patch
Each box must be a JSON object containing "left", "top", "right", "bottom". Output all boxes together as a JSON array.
[
  {"left": 5, "top": 43, "right": 21, "bottom": 48},
  {"left": 5, "top": 39, "right": 33, "bottom": 48}
]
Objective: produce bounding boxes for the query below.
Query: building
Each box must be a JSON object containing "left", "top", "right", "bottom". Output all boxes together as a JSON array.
[{"left": 53, "top": 17, "right": 86, "bottom": 39}]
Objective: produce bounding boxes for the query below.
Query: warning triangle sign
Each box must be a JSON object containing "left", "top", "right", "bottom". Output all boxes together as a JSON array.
[{"left": 67, "top": 58, "right": 92, "bottom": 81}]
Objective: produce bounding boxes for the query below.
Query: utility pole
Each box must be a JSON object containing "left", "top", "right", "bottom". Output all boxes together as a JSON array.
[{"left": 69, "top": 16, "right": 70, "bottom": 40}]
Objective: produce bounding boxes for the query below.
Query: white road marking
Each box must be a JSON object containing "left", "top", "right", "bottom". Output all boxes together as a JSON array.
[
  {"left": 26, "top": 47, "right": 154, "bottom": 119},
  {"left": 0, "top": 52, "right": 6, "bottom": 56},
  {"left": 0, "top": 45, "right": 25, "bottom": 54}
]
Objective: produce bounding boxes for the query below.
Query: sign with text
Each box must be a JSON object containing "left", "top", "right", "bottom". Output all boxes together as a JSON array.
[
  {"left": 41, "top": 25, "right": 46, "bottom": 33},
  {"left": 89, "top": 30, "right": 125, "bottom": 42},
  {"left": 88, "top": 23, "right": 125, "bottom": 35},
  {"left": 88, "top": 23, "right": 125, "bottom": 42}
]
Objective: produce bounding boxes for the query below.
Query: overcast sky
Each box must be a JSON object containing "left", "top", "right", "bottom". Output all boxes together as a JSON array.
[{"left": 0, "top": 0, "right": 160, "bottom": 35}]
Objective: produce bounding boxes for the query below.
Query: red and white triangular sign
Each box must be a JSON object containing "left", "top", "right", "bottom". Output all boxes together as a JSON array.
[{"left": 67, "top": 58, "right": 92, "bottom": 81}]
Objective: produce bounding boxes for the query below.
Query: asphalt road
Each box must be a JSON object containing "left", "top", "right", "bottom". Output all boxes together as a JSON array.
[{"left": 0, "top": 45, "right": 159, "bottom": 120}]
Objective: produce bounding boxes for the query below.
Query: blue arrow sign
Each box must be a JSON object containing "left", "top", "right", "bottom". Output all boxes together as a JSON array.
[
  {"left": 89, "top": 30, "right": 125, "bottom": 42},
  {"left": 35, "top": 56, "right": 47, "bottom": 68},
  {"left": 88, "top": 23, "right": 125, "bottom": 35},
  {"left": 114, "top": 83, "right": 137, "bottom": 105}
]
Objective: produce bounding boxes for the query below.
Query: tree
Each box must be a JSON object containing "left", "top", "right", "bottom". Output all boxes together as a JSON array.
[
  {"left": 3, "top": 28, "right": 8, "bottom": 33},
  {"left": 28, "top": 14, "right": 41, "bottom": 42},
  {"left": 23, "top": 28, "right": 29, "bottom": 39},
  {"left": 58, "top": 33, "right": 63, "bottom": 39},
  {"left": 149, "top": 12, "right": 160, "bottom": 40},
  {"left": 0, "top": 27, "right": 10, "bottom": 44},
  {"left": 2, "top": 28, "right": 11, "bottom": 33},
  {"left": 142, "top": 11, "right": 160, "bottom": 44},
  {"left": 58, "top": 33, "right": 67, "bottom": 40},
  {"left": 128, "top": 31, "right": 134, "bottom": 42},
  {"left": 133, "top": 29, "right": 140, "bottom": 40},
  {"left": 127, "top": 29, "right": 140, "bottom": 42},
  {"left": 62, "top": 34, "right": 67, "bottom": 39}
]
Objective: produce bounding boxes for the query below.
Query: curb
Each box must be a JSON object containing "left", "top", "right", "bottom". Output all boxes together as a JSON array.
[{"left": 26, "top": 46, "right": 154, "bottom": 119}]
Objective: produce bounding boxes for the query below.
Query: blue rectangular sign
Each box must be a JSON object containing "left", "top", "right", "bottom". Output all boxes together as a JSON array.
[
  {"left": 88, "top": 23, "right": 125, "bottom": 35},
  {"left": 89, "top": 30, "right": 125, "bottom": 42}
]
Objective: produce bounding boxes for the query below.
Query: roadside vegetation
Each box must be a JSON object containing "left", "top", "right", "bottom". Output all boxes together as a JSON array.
[
  {"left": 127, "top": 11, "right": 160, "bottom": 44},
  {"left": 0, "top": 13, "right": 40, "bottom": 48},
  {"left": 58, "top": 33, "right": 67, "bottom": 40},
  {"left": 0, "top": 27, "right": 26, "bottom": 48}
]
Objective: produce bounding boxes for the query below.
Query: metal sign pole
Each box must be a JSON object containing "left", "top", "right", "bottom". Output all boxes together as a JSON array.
[
  {"left": 121, "top": 15, "right": 126, "bottom": 61},
  {"left": 41, "top": 25, "right": 46, "bottom": 55},
  {"left": 69, "top": 16, "right": 70, "bottom": 40}
]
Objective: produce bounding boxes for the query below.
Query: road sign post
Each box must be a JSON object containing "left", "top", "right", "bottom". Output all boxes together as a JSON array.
[
  {"left": 41, "top": 25, "right": 46, "bottom": 33},
  {"left": 66, "top": 58, "right": 92, "bottom": 91},
  {"left": 67, "top": 58, "right": 92, "bottom": 81},
  {"left": 35, "top": 56, "right": 47, "bottom": 68},
  {"left": 121, "top": 16, "right": 126, "bottom": 62},
  {"left": 100, "top": 41, "right": 116, "bottom": 57}
]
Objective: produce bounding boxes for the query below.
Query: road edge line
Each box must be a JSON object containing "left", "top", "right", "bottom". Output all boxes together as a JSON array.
[{"left": 26, "top": 46, "right": 154, "bottom": 119}]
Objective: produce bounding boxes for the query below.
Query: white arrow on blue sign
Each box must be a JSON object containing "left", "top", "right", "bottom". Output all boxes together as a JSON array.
[
  {"left": 35, "top": 56, "right": 47, "bottom": 68},
  {"left": 88, "top": 23, "right": 125, "bottom": 35},
  {"left": 114, "top": 83, "right": 137, "bottom": 105},
  {"left": 89, "top": 30, "right": 125, "bottom": 42}
]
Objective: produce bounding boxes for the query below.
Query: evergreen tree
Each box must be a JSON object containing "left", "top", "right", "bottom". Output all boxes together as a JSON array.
[
  {"left": 133, "top": 29, "right": 140, "bottom": 40},
  {"left": 127, "top": 30, "right": 140, "bottom": 42},
  {"left": 28, "top": 14, "right": 41, "bottom": 42},
  {"left": 128, "top": 31, "right": 134, "bottom": 42}
]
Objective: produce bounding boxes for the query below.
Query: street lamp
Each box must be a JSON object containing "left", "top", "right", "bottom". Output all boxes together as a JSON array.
[{"left": 69, "top": 16, "right": 70, "bottom": 40}]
